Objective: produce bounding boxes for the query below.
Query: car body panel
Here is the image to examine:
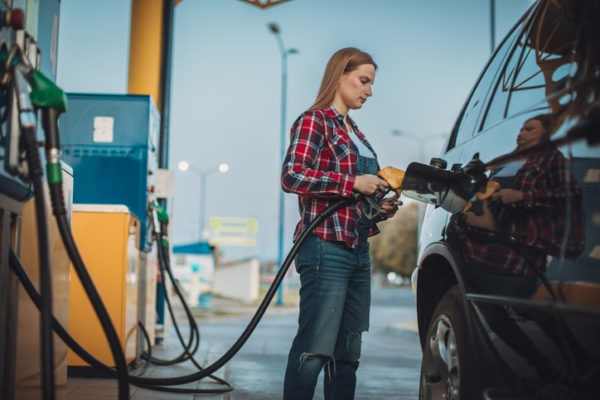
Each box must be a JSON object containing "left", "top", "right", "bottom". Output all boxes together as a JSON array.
[{"left": 414, "top": 1, "right": 600, "bottom": 397}]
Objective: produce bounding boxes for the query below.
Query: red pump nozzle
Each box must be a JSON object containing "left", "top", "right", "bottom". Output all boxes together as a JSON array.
[{"left": 2, "top": 8, "right": 25, "bottom": 30}]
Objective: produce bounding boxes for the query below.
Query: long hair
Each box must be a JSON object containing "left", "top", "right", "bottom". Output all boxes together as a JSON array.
[{"left": 311, "top": 48, "right": 377, "bottom": 110}]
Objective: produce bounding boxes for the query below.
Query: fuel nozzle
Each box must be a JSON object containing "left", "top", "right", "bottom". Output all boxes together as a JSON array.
[{"left": 401, "top": 153, "right": 488, "bottom": 214}]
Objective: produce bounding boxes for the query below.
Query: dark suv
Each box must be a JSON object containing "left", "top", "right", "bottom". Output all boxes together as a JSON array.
[{"left": 410, "top": 1, "right": 600, "bottom": 398}]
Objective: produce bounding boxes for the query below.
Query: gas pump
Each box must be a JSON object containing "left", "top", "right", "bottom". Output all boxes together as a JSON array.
[
  {"left": 58, "top": 93, "right": 161, "bottom": 369},
  {"left": 0, "top": 4, "right": 65, "bottom": 399}
]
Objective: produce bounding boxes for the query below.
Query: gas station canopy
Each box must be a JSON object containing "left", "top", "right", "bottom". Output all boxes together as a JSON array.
[{"left": 238, "top": 0, "right": 291, "bottom": 9}]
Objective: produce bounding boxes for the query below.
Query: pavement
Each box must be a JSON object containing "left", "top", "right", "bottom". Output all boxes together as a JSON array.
[{"left": 65, "top": 286, "right": 422, "bottom": 399}]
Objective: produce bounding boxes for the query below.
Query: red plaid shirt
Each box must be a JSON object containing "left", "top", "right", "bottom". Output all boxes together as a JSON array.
[
  {"left": 462, "top": 147, "right": 585, "bottom": 275},
  {"left": 281, "top": 106, "right": 380, "bottom": 247}
]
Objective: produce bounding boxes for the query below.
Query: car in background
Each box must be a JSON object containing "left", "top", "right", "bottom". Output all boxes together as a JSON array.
[{"left": 411, "top": 1, "right": 599, "bottom": 398}]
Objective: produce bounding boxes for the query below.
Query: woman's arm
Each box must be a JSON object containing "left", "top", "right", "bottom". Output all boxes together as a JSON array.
[{"left": 281, "top": 111, "right": 356, "bottom": 198}]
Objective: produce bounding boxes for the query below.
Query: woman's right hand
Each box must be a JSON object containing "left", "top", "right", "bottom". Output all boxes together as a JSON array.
[{"left": 353, "top": 174, "right": 389, "bottom": 196}]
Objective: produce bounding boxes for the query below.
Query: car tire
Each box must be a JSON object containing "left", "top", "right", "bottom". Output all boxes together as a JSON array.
[{"left": 419, "top": 285, "right": 477, "bottom": 400}]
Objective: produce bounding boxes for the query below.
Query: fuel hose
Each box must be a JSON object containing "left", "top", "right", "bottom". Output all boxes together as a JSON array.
[
  {"left": 10, "top": 194, "right": 355, "bottom": 392},
  {"left": 35, "top": 88, "right": 358, "bottom": 392},
  {"left": 20, "top": 97, "right": 55, "bottom": 400},
  {"left": 42, "top": 108, "right": 130, "bottom": 400}
]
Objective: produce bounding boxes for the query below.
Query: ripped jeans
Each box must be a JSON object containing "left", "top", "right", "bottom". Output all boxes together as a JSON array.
[{"left": 284, "top": 234, "right": 371, "bottom": 400}]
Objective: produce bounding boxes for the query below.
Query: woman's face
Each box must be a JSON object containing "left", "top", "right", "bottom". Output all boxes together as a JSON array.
[
  {"left": 336, "top": 63, "right": 375, "bottom": 111},
  {"left": 516, "top": 118, "right": 546, "bottom": 150}
]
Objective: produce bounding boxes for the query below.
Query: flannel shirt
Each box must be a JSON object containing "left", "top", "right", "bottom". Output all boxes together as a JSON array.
[
  {"left": 463, "top": 147, "right": 584, "bottom": 275},
  {"left": 281, "top": 106, "right": 380, "bottom": 248}
]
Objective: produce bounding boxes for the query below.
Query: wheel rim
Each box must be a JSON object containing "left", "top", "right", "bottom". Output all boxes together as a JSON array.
[{"left": 422, "top": 314, "right": 460, "bottom": 399}]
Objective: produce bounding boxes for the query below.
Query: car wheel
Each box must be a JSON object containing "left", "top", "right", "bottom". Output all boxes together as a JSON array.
[{"left": 419, "top": 285, "right": 476, "bottom": 400}]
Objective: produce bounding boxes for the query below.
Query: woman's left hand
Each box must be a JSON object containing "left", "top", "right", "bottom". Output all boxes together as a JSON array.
[
  {"left": 490, "top": 188, "right": 523, "bottom": 204},
  {"left": 378, "top": 193, "right": 402, "bottom": 219}
]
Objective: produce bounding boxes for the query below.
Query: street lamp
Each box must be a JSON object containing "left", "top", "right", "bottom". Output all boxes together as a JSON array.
[
  {"left": 390, "top": 130, "right": 446, "bottom": 164},
  {"left": 178, "top": 161, "right": 229, "bottom": 240},
  {"left": 268, "top": 22, "right": 298, "bottom": 306}
]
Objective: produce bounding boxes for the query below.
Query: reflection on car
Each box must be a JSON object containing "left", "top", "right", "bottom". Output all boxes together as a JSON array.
[{"left": 410, "top": 1, "right": 600, "bottom": 399}]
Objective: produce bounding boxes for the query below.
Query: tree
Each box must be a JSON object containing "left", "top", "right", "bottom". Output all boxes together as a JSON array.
[{"left": 369, "top": 201, "right": 419, "bottom": 277}]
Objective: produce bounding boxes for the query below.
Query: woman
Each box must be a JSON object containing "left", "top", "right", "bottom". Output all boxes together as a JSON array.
[{"left": 280, "top": 48, "right": 401, "bottom": 399}]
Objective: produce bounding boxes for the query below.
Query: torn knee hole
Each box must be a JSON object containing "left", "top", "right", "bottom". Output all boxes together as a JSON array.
[{"left": 298, "top": 352, "right": 334, "bottom": 373}]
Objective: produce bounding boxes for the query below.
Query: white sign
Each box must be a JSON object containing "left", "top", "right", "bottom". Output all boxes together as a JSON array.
[
  {"left": 93, "top": 116, "right": 114, "bottom": 143},
  {"left": 211, "top": 217, "right": 258, "bottom": 233},
  {"left": 210, "top": 217, "right": 258, "bottom": 247}
]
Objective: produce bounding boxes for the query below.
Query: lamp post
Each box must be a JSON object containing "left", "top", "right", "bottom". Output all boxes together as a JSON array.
[
  {"left": 178, "top": 161, "right": 229, "bottom": 240},
  {"left": 268, "top": 22, "right": 298, "bottom": 306}
]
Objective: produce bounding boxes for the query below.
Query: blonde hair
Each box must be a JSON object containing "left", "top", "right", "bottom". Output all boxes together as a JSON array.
[{"left": 311, "top": 48, "right": 377, "bottom": 110}]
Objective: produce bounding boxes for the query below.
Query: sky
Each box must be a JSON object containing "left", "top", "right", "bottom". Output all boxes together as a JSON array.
[{"left": 56, "top": 0, "right": 533, "bottom": 261}]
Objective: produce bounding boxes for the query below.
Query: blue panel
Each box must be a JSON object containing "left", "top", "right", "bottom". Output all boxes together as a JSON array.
[
  {"left": 172, "top": 242, "right": 214, "bottom": 255},
  {"left": 60, "top": 93, "right": 159, "bottom": 148},
  {"left": 59, "top": 93, "right": 159, "bottom": 251}
]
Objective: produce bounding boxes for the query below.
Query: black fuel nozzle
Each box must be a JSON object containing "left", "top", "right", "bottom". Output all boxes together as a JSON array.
[
  {"left": 401, "top": 153, "right": 489, "bottom": 214},
  {"left": 452, "top": 153, "right": 488, "bottom": 200}
]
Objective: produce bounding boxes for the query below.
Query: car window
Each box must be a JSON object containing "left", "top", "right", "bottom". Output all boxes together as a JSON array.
[
  {"left": 483, "top": 28, "right": 532, "bottom": 128},
  {"left": 482, "top": 4, "right": 579, "bottom": 130},
  {"left": 448, "top": 25, "right": 521, "bottom": 149}
]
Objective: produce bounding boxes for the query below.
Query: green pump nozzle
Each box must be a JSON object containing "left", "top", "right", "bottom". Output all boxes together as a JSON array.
[
  {"left": 26, "top": 69, "right": 67, "bottom": 112},
  {"left": 149, "top": 201, "right": 170, "bottom": 247},
  {"left": 151, "top": 201, "right": 170, "bottom": 224}
]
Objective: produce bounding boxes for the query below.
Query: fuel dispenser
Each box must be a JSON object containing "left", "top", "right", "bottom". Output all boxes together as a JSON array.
[
  {"left": 58, "top": 93, "right": 160, "bottom": 371},
  {"left": 66, "top": 204, "right": 140, "bottom": 371},
  {"left": 0, "top": 1, "right": 66, "bottom": 399}
]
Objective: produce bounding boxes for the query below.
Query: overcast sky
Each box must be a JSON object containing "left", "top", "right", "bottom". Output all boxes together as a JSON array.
[{"left": 56, "top": 0, "right": 533, "bottom": 261}]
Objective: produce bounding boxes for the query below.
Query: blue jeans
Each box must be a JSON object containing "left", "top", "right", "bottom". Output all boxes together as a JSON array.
[{"left": 283, "top": 234, "right": 371, "bottom": 400}]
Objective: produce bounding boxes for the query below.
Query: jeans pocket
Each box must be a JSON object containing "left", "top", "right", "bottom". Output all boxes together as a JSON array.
[{"left": 295, "top": 234, "right": 321, "bottom": 274}]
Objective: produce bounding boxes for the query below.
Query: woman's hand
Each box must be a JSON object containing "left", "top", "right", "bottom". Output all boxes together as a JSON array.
[
  {"left": 490, "top": 188, "right": 523, "bottom": 204},
  {"left": 353, "top": 174, "right": 388, "bottom": 196},
  {"left": 464, "top": 200, "right": 497, "bottom": 231},
  {"left": 378, "top": 193, "right": 402, "bottom": 220}
]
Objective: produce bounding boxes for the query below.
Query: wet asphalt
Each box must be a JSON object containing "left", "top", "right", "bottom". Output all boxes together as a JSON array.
[{"left": 67, "top": 285, "right": 422, "bottom": 399}]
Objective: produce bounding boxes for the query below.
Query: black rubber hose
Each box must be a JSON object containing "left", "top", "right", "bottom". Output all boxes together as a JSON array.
[
  {"left": 28, "top": 107, "right": 356, "bottom": 389},
  {"left": 155, "top": 241, "right": 202, "bottom": 364},
  {"left": 9, "top": 248, "right": 233, "bottom": 394},
  {"left": 129, "top": 321, "right": 152, "bottom": 376},
  {"left": 9, "top": 249, "right": 114, "bottom": 377},
  {"left": 22, "top": 124, "right": 55, "bottom": 400},
  {"left": 140, "top": 223, "right": 203, "bottom": 368},
  {"left": 50, "top": 192, "right": 130, "bottom": 399},
  {"left": 129, "top": 195, "right": 354, "bottom": 386},
  {"left": 143, "top": 233, "right": 201, "bottom": 366},
  {"left": 19, "top": 194, "right": 355, "bottom": 388},
  {"left": 130, "top": 195, "right": 356, "bottom": 386},
  {"left": 32, "top": 100, "right": 358, "bottom": 392},
  {"left": 147, "top": 230, "right": 233, "bottom": 392},
  {"left": 42, "top": 107, "right": 130, "bottom": 400}
]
